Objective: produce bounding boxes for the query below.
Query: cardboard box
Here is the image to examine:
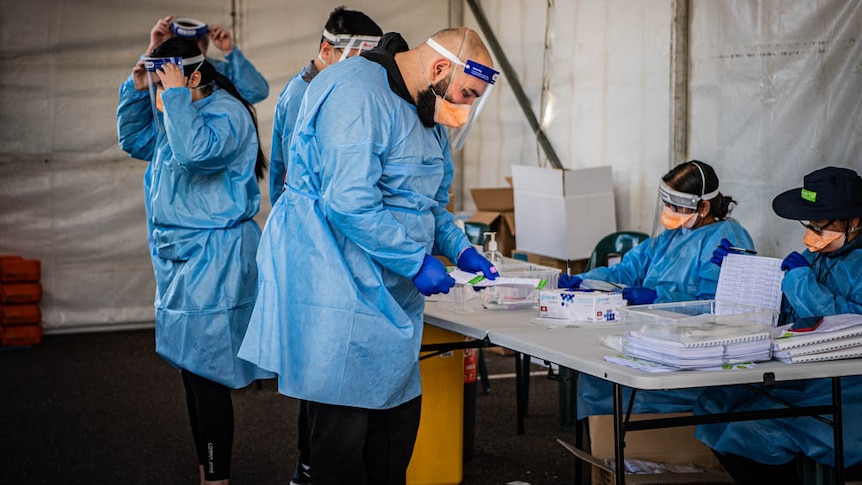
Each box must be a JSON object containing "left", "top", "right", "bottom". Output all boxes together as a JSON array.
[
  {"left": 512, "top": 165, "right": 617, "bottom": 261},
  {"left": 510, "top": 249, "right": 587, "bottom": 274},
  {"left": 468, "top": 187, "right": 515, "bottom": 257},
  {"left": 558, "top": 413, "right": 733, "bottom": 484},
  {"left": 539, "top": 289, "right": 625, "bottom": 322}
]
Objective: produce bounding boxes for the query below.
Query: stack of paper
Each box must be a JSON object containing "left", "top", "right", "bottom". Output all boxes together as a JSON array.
[
  {"left": 773, "top": 314, "right": 862, "bottom": 363},
  {"left": 624, "top": 318, "right": 772, "bottom": 369}
]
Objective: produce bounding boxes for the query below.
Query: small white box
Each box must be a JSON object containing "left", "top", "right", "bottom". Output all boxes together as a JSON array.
[
  {"left": 512, "top": 165, "right": 617, "bottom": 261},
  {"left": 539, "top": 289, "right": 625, "bottom": 322}
]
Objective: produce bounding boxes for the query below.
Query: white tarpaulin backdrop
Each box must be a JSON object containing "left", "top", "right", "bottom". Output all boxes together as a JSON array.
[{"left": 0, "top": 0, "right": 859, "bottom": 332}]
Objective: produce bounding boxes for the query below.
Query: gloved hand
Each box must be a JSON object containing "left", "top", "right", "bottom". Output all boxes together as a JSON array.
[
  {"left": 710, "top": 238, "right": 755, "bottom": 266},
  {"left": 413, "top": 254, "right": 456, "bottom": 296},
  {"left": 456, "top": 247, "right": 498, "bottom": 280},
  {"left": 621, "top": 287, "right": 658, "bottom": 305},
  {"left": 710, "top": 238, "right": 733, "bottom": 266},
  {"left": 781, "top": 251, "right": 810, "bottom": 272},
  {"left": 558, "top": 273, "right": 583, "bottom": 290}
]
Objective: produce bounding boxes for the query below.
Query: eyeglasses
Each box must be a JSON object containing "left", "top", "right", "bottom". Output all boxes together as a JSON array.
[{"left": 799, "top": 219, "right": 835, "bottom": 235}]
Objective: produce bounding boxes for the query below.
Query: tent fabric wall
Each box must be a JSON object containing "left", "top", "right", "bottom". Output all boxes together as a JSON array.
[
  {"left": 1, "top": 0, "right": 859, "bottom": 332},
  {"left": 688, "top": 0, "right": 862, "bottom": 258},
  {"left": 0, "top": 0, "right": 450, "bottom": 332}
]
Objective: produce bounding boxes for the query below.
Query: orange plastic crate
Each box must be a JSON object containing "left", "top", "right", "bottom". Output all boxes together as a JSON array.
[
  {"left": 0, "top": 283, "right": 43, "bottom": 304},
  {"left": 0, "top": 258, "right": 41, "bottom": 283},
  {"left": 0, "top": 304, "right": 42, "bottom": 325},
  {"left": 0, "top": 324, "right": 43, "bottom": 347}
]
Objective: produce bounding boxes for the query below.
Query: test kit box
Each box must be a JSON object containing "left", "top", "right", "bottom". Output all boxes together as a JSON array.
[
  {"left": 511, "top": 165, "right": 617, "bottom": 261},
  {"left": 539, "top": 289, "right": 625, "bottom": 322},
  {"left": 467, "top": 186, "right": 516, "bottom": 257}
]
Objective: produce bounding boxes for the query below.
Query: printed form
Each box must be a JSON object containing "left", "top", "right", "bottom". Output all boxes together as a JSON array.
[{"left": 715, "top": 253, "right": 784, "bottom": 311}]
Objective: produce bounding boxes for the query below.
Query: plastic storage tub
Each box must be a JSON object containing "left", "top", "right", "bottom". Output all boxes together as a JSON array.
[
  {"left": 444, "top": 258, "right": 561, "bottom": 314},
  {"left": 619, "top": 300, "right": 779, "bottom": 369}
]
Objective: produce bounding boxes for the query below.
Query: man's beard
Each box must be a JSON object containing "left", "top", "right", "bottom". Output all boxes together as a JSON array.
[{"left": 416, "top": 79, "right": 449, "bottom": 128}]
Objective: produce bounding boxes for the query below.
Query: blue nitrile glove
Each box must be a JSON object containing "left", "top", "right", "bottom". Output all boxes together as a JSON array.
[
  {"left": 456, "top": 247, "right": 498, "bottom": 280},
  {"left": 621, "top": 287, "right": 658, "bottom": 305},
  {"left": 710, "top": 238, "right": 754, "bottom": 266},
  {"left": 558, "top": 273, "right": 583, "bottom": 290},
  {"left": 413, "top": 254, "right": 456, "bottom": 296},
  {"left": 710, "top": 238, "right": 733, "bottom": 266},
  {"left": 781, "top": 251, "right": 810, "bottom": 272}
]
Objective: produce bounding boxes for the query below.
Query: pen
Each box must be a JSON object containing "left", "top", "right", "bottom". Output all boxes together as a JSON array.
[{"left": 729, "top": 246, "right": 757, "bottom": 255}]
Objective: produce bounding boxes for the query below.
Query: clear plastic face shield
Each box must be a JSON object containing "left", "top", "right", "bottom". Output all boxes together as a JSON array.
[
  {"left": 143, "top": 54, "right": 204, "bottom": 131},
  {"left": 424, "top": 37, "right": 500, "bottom": 149},
  {"left": 650, "top": 165, "right": 719, "bottom": 239},
  {"left": 320, "top": 29, "right": 380, "bottom": 65}
]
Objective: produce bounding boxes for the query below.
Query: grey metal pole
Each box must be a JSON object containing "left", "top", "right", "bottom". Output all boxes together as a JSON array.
[{"left": 465, "top": 0, "right": 564, "bottom": 170}]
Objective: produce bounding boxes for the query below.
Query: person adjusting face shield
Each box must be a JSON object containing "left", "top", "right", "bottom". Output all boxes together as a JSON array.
[
  {"left": 561, "top": 160, "right": 755, "bottom": 420},
  {"left": 118, "top": 36, "right": 272, "bottom": 483},
  {"left": 695, "top": 166, "right": 862, "bottom": 485},
  {"left": 269, "top": 6, "right": 382, "bottom": 208},
  {"left": 146, "top": 15, "right": 269, "bottom": 104},
  {"left": 238, "top": 27, "right": 497, "bottom": 485}
]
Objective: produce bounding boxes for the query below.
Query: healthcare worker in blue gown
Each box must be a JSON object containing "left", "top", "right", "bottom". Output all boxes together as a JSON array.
[
  {"left": 239, "top": 27, "right": 499, "bottom": 485},
  {"left": 117, "top": 37, "right": 272, "bottom": 484},
  {"left": 268, "top": 8, "right": 381, "bottom": 485},
  {"left": 558, "top": 160, "right": 756, "bottom": 418},
  {"left": 269, "top": 7, "right": 381, "bottom": 206},
  {"left": 148, "top": 15, "right": 269, "bottom": 104},
  {"left": 695, "top": 166, "right": 862, "bottom": 485}
]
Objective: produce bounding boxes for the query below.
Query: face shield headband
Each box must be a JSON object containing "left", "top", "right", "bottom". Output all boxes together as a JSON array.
[
  {"left": 322, "top": 29, "right": 381, "bottom": 62},
  {"left": 171, "top": 18, "right": 209, "bottom": 38},
  {"left": 143, "top": 54, "right": 205, "bottom": 130},
  {"left": 424, "top": 36, "right": 500, "bottom": 149}
]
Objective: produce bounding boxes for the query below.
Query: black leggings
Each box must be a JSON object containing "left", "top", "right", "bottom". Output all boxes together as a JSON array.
[{"left": 181, "top": 369, "right": 234, "bottom": 481}]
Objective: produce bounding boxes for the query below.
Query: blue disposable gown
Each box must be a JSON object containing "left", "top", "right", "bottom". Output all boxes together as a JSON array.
[
  {"left": 695, "top": 242, "right": 862, "bottom": 466},
  {"left": 117, "top": 77, "right": 273, "bottom": 388},
  {"left": 209, "top": 47, "right": 269, "bottom": 104},
  {"left": 269, "top": 68, "right": 310, "bottom": 206},
  {"left": 576, "top": 220, "right": 755, "bottom": 418},
  {"left": 238, "top": 56, "right": 472, "bottom": 409}
]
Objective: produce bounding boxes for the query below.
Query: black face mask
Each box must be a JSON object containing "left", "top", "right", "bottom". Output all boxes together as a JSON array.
[{"left": 416, "top": 79, "right": 450, "bottom": 128}]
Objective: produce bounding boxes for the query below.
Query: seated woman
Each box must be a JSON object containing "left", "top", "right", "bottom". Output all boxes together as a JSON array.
[
  {"left": 559, "top": 160, "right": 755, "bottom": 418},
  {"left": 695, "top": 166, "right": 862, "bottom": 485}
]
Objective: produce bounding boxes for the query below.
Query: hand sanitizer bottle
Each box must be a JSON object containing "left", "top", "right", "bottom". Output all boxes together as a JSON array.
[{"left": 483, "top": 232, "right": 505, "bottom": 266}]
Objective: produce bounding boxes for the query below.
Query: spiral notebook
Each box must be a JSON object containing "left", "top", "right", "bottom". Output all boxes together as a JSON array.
[
  {"left": 773, "top": 317, "right": 862, "bottom": 351},
  {"left": 773, "top": 335, "right": 862, "bottom": 359},
  {"left": 777, "top": 345, "right": 862, "bottom": 364}
]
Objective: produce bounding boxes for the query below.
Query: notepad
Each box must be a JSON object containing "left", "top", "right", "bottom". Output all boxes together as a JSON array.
[
  {"left": 773, "top": 334, "right": 862, "bottom": 359},
  {"left": 772, "top": 324, "right": 862, "bottom": 351},
  {"left": 715, "top": 253, "right": 784, "bottom": 311},
  {"left": 776, "top": 345, "right": 862, "bottom": 364}
]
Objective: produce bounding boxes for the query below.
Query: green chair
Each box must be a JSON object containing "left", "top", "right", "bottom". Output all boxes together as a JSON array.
[{"left": 584, "top": 230, "right": 650, "bottom": 271}]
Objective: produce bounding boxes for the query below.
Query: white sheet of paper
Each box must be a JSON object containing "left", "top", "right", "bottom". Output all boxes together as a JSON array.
[{"left": 715, "top": 253, "right": 784, "bottom": 311}]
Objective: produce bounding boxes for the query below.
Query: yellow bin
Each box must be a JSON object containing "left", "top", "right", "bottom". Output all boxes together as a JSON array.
[{"left": 406, "top": 324, "right": 465, "bottom": 485}]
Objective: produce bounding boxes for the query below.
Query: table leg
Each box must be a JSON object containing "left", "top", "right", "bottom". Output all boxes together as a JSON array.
[
  {"left": 613, "top": 382, "right": 625, "bottom": 485},
  {"left": 833, "top": 377, "right": 845, "bottom": 485}
]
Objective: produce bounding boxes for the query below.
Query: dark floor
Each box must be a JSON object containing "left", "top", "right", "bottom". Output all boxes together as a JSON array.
[{"left": 0, "top": 329, "right": 580, "bottom": 484}]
